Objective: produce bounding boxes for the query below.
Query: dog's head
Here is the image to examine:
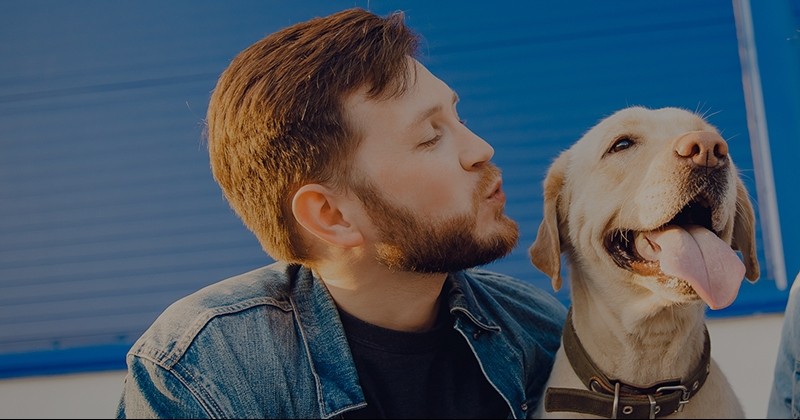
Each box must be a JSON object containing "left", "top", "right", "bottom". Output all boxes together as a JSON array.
[{"left": 529, "top": 106, "right": 759, "bottom": 310}]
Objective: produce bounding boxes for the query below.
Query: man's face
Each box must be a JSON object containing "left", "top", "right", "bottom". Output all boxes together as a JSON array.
[{"left": 344, "top": 58, "right": 519, "bottom": 273}]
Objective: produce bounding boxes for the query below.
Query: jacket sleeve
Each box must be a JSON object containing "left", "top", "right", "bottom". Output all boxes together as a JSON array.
[
  {"left": 116, "top": 354, "right": 211, "bottom": 419},
  {"left": 767, "top": 278, "right": 800, "bottom": 419}
]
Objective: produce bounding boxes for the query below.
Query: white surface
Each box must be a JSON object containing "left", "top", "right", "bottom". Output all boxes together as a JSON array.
[
  {"left": 706, "top": 312, "right": 784, "bottom": 419},
  {"left": 0, "top": 313, "right": 785, "bottom": 419},
  {"left": 0, "top": 369, "right": 126, "bottom": 419}
]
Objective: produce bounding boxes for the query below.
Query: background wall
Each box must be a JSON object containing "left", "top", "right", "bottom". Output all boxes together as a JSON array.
[{"left": 1, "top": 0, "right": 799, "bottom": 413}]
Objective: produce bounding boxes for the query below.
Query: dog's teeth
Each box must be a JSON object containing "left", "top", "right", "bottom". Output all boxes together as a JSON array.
[
  {"left": 666, "top": 277, "right": 681, "bottom": 289},
  {"left": 634, "top": 232, "right": 660, "bottom": 261}
]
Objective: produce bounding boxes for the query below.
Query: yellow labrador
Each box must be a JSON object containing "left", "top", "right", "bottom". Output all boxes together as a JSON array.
[{"left": 530, "top": 106, "right": 759, "bottom": 419}]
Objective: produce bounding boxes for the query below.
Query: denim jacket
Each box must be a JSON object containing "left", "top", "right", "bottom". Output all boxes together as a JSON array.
[
  {"left": 115, "top": 262, "right": 566, "bottom": 419},
  {"left": 768, "top": 278, "right": 800, "bottom": 419}
]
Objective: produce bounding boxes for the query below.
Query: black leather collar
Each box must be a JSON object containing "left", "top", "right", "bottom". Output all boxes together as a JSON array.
[{"left": 544, "top": 308, "right": 710, "bottom": 419}]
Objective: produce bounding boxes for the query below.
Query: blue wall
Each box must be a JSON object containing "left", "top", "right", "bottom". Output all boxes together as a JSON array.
[{"left": 1, "top": 0, "right": 798, "bottom": 378}]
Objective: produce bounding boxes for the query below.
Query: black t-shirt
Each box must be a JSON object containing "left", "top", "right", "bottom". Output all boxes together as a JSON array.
[{"left": 339, "top": 303, "right": 510, "bottom": 419}]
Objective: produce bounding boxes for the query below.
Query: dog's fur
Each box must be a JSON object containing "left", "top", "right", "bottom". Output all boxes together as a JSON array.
[{"left": 530, "top": 106, "right": 759, "bottom": 418}]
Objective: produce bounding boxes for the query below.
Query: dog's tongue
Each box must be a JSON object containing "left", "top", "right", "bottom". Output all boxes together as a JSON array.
[{"left": 635, "top": 224, "right": 745, "bottom": 309}]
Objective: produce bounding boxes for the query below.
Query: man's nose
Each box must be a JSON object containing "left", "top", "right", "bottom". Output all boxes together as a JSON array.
[{"left": 459, "top": 126, "right": 494, "bottom": 169}]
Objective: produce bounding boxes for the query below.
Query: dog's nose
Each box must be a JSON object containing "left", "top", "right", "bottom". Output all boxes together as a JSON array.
[{"left": 674, "top": 131, "right": 728, "bottom": 168}]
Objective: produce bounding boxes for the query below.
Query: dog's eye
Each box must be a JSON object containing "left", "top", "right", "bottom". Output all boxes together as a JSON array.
[{"left": 608, "top": 136, "right": 636, "bottom": 154}]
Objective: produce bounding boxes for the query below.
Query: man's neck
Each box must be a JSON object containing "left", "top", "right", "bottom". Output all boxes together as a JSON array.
[{"left": 315, "top": 263, "right": 448, "bottom": 332}]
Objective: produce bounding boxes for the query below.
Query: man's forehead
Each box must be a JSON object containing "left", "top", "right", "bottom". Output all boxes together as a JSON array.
[
  {"left": 345, "top": 57, "right": 420, "bottom": 102},
  {"left": 345, "top": 59, "right": 451, "bottom": 110}
]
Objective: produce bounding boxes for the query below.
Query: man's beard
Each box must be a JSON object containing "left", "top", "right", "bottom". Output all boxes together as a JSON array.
[{"left": 349, "top": 164, "right": 519, "bottom": 273}]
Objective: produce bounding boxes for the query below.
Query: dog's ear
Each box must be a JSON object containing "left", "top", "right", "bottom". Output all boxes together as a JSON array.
[
  {"left": 529, "top": 151, "right": 569, "bottom": 291},
  {"left": 732, "top": 177, "right": 760, "bottom": 282}
]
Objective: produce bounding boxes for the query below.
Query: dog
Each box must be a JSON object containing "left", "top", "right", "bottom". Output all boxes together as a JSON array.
[{"left": 529, "top": 106, "right": 759, "bottom": 418}]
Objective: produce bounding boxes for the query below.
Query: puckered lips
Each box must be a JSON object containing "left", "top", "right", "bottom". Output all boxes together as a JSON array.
[
  {"left": 486, "top": 179, "right": 505, "bottom": 204},
  {"left": 603, "top": 188, "right": 746, "bottom": 310}
]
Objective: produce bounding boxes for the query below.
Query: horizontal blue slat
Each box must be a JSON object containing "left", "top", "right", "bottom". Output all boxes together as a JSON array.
[{"left": 0, "top": 0, "right": 794, "bottom": 379}]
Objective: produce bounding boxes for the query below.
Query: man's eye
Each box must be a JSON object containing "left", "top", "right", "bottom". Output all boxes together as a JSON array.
[{"left": 419, "top": 135, "right": 441, "bottom": 149}]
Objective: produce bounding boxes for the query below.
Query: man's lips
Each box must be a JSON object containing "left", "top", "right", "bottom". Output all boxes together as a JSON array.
[{"left": 487, "top": 180, "right": 505, "bottom": 202}]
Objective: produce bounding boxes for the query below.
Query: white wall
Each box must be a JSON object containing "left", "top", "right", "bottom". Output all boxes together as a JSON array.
[{"left": 0, "top": 313, "right": 785, "bottom": 419}]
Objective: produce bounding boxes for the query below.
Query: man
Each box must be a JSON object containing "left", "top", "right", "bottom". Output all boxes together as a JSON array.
[
  {"left": 116, "top": 7, "right": 566, "bottom": 419},
  {"left": 767, "top": 277, "right": 800, "bottom": 418}
]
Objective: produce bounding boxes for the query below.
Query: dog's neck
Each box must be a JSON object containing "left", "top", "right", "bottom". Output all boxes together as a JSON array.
[
  {"left": 569, "top": 270, "right": 708, "bottom": 386},
  {"left": 545, "top": 308, "right": 711, "bottom": 418}
]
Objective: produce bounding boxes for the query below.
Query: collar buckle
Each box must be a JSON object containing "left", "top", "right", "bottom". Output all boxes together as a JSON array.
[
  {"left": 611, "top": 382, "right": 623, "bottom": 419},
  {"left": 655, "top": 384, "right": 690, "bottom": 412}
]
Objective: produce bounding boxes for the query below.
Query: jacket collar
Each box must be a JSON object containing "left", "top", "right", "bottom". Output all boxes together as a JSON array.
[
  {"left": 289, "top": 264, "right": 365, "bottom": 418},
  {"left": 444, "top": 270, "right": 502, "bottom": 332}
]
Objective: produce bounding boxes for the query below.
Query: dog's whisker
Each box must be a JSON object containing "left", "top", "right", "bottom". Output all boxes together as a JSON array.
[
  {"left": 723, "top": 132, "right": 741, "bottom": 143},
  {"left": 703, "top": 109, "right": 722, "bottom": 120}
]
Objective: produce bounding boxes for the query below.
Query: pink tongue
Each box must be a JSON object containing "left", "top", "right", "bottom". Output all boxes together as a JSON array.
[{"left": 635, "top": 224, "right": 745, "bottom": 309}]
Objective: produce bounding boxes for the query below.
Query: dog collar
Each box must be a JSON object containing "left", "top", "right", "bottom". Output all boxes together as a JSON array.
[{"left": 544, "top": 308, "right": 710, "bottom": 419}]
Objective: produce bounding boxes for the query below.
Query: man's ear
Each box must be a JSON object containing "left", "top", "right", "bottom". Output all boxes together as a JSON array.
[{"left": 291, "top": 184, "right": 364, "bottom": 248}]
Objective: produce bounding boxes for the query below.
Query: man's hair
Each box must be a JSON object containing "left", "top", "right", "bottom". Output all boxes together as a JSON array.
[{"left": 206, "top": 8, "right": 420, "bottom": 264}]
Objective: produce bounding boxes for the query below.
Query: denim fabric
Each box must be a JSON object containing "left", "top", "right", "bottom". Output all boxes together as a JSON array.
[
  {"left": 115, "top": 262, "right": 567, "bottom": 419},
  {"left": 768, "top": 278, "right": 800, "bottom": 419}
]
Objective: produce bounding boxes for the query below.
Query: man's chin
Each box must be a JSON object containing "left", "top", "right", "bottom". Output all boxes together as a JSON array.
[
  {"left": 486, "top": 216, "right": 520, "bottom": 250},
  {"left": 376, "top": 241, "right": 516, "bottom": 274}
]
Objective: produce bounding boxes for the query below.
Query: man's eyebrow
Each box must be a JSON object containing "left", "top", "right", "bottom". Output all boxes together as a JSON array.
[{"left": 409, "top": 91, "right": 459, "bottom": 129}]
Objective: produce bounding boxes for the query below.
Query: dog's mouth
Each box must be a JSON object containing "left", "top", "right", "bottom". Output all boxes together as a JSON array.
[
  {"left": 605, "top": 194, "right": 716, "bottom": 268},
  {"left": 603, "top": 191, "right": 745, "bottom": 309}
]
